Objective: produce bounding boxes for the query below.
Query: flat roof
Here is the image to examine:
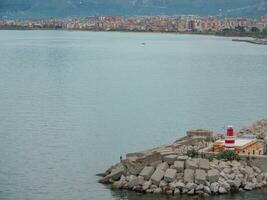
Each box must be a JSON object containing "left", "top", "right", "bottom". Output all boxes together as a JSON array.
[{"left": 215, "top": 138, "right": 256, "bottom": 147}]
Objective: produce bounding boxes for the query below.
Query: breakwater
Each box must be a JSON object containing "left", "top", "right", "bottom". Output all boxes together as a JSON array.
[
  {"left": 232, "top": 38, "right": 267, "bottom": 45},
  {"left": 98, "top": 120, "right": 267, "bottom": 197}
]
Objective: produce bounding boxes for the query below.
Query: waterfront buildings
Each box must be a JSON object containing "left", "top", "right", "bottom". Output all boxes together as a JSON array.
[{"left": 1, "top": 15, "right": 267, "bottom": 34}]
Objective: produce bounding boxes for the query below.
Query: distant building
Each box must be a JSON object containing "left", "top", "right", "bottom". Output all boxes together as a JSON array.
[
  {"left": 187, "top": 129, "right": 213, "bottom": 139},
  {"left": 212, "top": 138, "right": 264, "bottom": 155},
  {"left": 211, "top": 126, "right": 264, "bottom": 155}
]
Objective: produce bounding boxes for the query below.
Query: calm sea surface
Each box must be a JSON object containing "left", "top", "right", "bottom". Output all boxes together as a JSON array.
[{"left": 0, "top": 30, "right": 266, "bottom": 200}]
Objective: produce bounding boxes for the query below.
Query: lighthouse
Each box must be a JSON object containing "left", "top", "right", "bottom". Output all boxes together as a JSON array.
[{"left": 224, "top": 125, "right": 235, "bottom": 150}]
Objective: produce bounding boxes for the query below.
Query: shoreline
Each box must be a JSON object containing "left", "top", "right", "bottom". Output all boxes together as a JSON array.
[{"left": 0, "top": 27, "right": 266, "bottom": 42}]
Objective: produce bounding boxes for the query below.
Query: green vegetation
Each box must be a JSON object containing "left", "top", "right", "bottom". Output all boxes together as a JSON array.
[
  {"left": 186, "top": 149, "right": 199, "bottom": 158},
  {"left": 207, "top": 150, "right": 241, "bottom": 161}
]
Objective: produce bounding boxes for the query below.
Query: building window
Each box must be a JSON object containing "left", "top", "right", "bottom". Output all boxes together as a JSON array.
[{"left": 253, "top": 150, "right": 255, "bottom": 155}]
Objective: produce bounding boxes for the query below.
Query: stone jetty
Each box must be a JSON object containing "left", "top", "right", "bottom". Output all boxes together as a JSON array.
[{"left": 98, "top": 123, "right": 267, "bottom": 197}]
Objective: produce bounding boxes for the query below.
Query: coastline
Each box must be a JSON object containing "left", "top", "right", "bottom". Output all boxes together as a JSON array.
[{"left": 0, "top": 26, "right": 267, "bottom": 43}]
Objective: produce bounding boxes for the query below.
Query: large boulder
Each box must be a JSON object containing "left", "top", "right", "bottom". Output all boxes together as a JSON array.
[
  {"left": 124, "top": 151, "right": 161, "bottom": 175},
  {"left": 127, "top": 175, "right": 138, "bottom": 189},
  {"left": 208, "top": 169, "right": 219, "bottom": 183},
  {"left": 100, "top": 166, "right": 125, "bottom": 183},
  {"left": 210, "top": 182, "right": 219, "bottom": 193},
  {"left": 142, "top": 180, "right": 152, "bottom": 191},
  {"left": 139, "top": 166, "right": 155, "bottom": 180},
  {"left": 199, "top": 159, "right": 210, "bottom": 170},
  {"left": 253, "top": 166, "right": 261, "bottom": 174},
  {"left": 184, "top": 169, "right": 195, "bottom": 183},
  {"left": 176, "top": 181, "right": 186, "bottom": 189},
  {"left": 195, "top": 169, "right": 207, "bottom": 184},
  {"left": 164, "top": 169, "right": 177, "bottom": 183},
  {"left": 233, "top": 178, "right": 241, "bottom": 188},
  {"left": 177, "top": 155, "right": 189, "bottom": 161},
  {"left": 156, "top": 162, "right": 169, "bottom": 172},
  {"left": 186, "top": 159, "right": 199, "bottom": 170},
  {"left": 244, "top": 182, "right": 255, "bottom": 191},
  {"left": 204, "top": 186, "right": 211, "bottom": 194},
  {"left": 186, "top": 182, "right": 197, "bottom": 190},
  {"left": 150, "top": 169, "right": 165, "bottom": 186},
  {"left": 163, "top": 155, "right": 178, "bottom": 165},
  {"left": 173, "top": 161, "right": 184, "bottom": 173},
  {"left": 245, "top": 166, "right": 254, "bottom": 180},
  {"left": 219, "top": 187, "right": 227, "bottom": 194}
]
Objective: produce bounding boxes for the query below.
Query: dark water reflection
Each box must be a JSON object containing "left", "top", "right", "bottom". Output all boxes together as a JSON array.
[{"left": 110, "top": 187, "right": 267, "bottom": 200}]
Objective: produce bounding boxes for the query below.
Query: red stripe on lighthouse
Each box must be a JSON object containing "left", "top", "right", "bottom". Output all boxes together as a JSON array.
[{"left": 225, "top": 140, "right": 235, "bottom": 144}]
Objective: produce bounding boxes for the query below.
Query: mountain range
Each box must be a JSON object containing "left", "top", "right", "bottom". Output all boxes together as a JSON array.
[{"left": 0, "top": 0, "right": 267, "bottom": 18}]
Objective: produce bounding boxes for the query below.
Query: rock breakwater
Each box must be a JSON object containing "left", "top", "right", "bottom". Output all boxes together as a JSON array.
[
  {"left": 99, "top": 155, "right": 267, "bottom": 196},
  {"left": 98, "top": 120, "right": 267, "bottom": 197}
]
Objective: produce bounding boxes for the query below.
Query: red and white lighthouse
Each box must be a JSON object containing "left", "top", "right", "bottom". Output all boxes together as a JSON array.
[{"left": 224, "top": 125, "right": 235, "bottom": 150}]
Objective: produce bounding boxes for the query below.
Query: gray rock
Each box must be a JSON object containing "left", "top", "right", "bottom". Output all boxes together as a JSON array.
[
  {"left": 156, "top": 162, "right": 169, "bottom": 172},
  {"left": 154, "top": 187, "right": 162, "bottom": 194},
  {"left": 210, "top": 182, "right": 219, "bottom": 193},
  {"left": 184, "top": 169, "right": 195, "bottom": 183},
  {"left": 256, "top": 174, "right": 264, "bottom": 182},
  {"left": 223, "top": 168, "right": 232, "bottom": 174},
  {"left": 253, "top": 166, "right": 261, "bottom": 174},
  {"left": 208, "top": 169, "right": 219, "bottom": 183},
  {"left": 139, "top": 166, "right": 155, "bottom": 180},
  {"left": 169, "top": 181, "right": 177, "bottom": 190},
  {"left": 127, "top": 175, "right": 138, "bottom": 189},
  {"left": 142, "top": 180, "right": 152, "bottom": 191},
  {"left": 150, "top": 184, "right": 158, "bottom": 189},
  {"left": 233, "top": 178, "right": 241, "bottom": 188},
  {"left": 159, "top": 180, "right": 167, "bottom": 188},
  {"left": 145, "top": 188, "right": 154, "bottom": 193},
  {"left": 245, "top": 166, "right": 254, "bottom": 179},
  {"left": 150, "top": 169, "right": 165, "bottom": 186},
  {"left": 195, "top": 169, "right": 207, "bottom": 184},
  {"left": 244, "top": 182, "right": 254, "bottom": 191},
  {"left": 174, "top": 188, "right": 180, "bottom": 195},
  {"left": 149, "top": 160, "right": 162, "bottom": 168},
  {"left": 188, "top": 189, "right": 195, "bottom": 195},
  {"left": 100, "top": 167, "right": 125, "bottom": 183},
  {"left": 219, "top": 180, "right": 231, "bottom": 191},
  {"left": 137, "top": 176, "right": 145, "bottom": 185},
  {"left": 199, "top": 158, "right": 210, "bottom": 170},
  {"left": 163, "top": 155, "right": 178, "bottom": 165},
  {"left": 186, "top": 159, "right": 199, "bottom": 170},
  {"left": 176, "top": 181, "right": 186, "bottom": 189},
  {"left": 164, "top": 168, "right": 177, "bottom": 182},
  {"left": 219, "top": 186, "right": 227, "bottom": 194},
  {"left": 182, "top": 188, "right": 189, "bottom": 194},
  {"left": 204, "top": 186, "right": 211, "bottom": 194},
  {"left": 186, "top": 182, "right": 197, "bottom": 190},
  {"left": 231, "top": 161, "right": 241, "bottom": 167},
  {"left": 177, "top": 155, "right": 189, "bottom": 161},
  {"left": 173, "top": 161, "right": 184, "bottom": 173},
  {"left": 196, "top": 184, "right": 204, "bottom": 191},
  {"left": 112, "top": 180, "right": 124, "bottom": 189}
]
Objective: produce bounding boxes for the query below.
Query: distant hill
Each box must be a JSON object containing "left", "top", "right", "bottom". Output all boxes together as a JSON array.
[{"left": 0, "top": 0, "right": 266, "bottom": 18}]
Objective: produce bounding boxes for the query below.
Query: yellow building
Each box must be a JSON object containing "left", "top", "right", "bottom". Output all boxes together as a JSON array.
[{"left": 212, "top": 138, "right": 264, "bottom": 155}]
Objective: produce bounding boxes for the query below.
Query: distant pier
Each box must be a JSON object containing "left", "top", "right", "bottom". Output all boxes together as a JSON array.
[{"left": 232, "top": 38, "right": 267, "bottom": 45}]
